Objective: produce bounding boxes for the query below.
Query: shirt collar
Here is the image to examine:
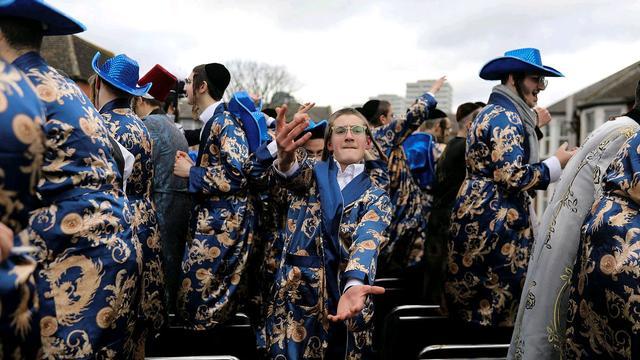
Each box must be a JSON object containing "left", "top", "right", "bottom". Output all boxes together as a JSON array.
[
  {"left": 199, "top": 100, "right": 223, "bottom": 123},
  {"left": 334, "top": 159, "right": 365, "bottom": 177}
]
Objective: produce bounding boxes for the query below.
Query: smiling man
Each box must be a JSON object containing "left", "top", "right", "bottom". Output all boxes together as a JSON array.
[
  {"left": 266, "top": 106, "right": 393, "bottom": 359},
  {"left": 444, "top": 48, "right": 577, "bottom": 328}
]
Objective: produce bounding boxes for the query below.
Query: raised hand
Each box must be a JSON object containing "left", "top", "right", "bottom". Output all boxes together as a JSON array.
[
  {"left": 327, "top": 284, "right": 385, "bottom": 322},
  {"left": 275, "top": 103, "right": 314, "bottom": 172},
  {"left": 429, "top": 76, "right": 447, "bottom": 94},
  {"left": 249, "top": 92, "right": 261, "bottom": 104},
  {"left": 534, "top": 106, "right": 552, "bottom": 128}
]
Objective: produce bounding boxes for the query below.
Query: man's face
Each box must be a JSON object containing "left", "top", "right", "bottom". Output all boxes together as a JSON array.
[
  {"left": 519, "top": 75, "right": 547, "bottom": 107},
  {"left": 327, "top": 114, "right": 372, "bottom": 167},
  {"left": 185, "top": 72, "right": 195, "bottom": 105},
  {"left": 438, "top": 118, "right": 452, "bottom": 143},
  {"left": 304, "top": 138, "right": 325, "bottom": 161}
]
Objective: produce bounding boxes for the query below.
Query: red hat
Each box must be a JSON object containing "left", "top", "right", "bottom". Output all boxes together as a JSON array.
[{"left": 138, "top": 64, "right": 177, "bottom": 102}]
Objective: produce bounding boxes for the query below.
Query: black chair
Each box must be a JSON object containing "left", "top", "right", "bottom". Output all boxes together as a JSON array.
[
  {"left": 418, "top": 343, "right": 509, "bottom": 359},
  {"left": 146, "top": 313, "right": 256, "bottom": 360},
  {"left": 373, "top": 278, "right": 424, "bottom": 355},
  {"left": 379, "top": 306, "right": 513, "bottom": 360},
  {"left": 381, "top": 311, "right": 449, "bottom": 360}
]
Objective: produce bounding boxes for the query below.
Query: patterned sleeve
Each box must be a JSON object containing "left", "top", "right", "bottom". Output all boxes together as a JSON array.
[
  {"left": 373, "top": 93, "right": 436, "bottom": 155},
  {"left": 343, "top": 191, "right": 392, "bottom": 285},
  {"left": 272, "top": 151, "right": 316, "bottom": 195},
  {"left": 242, "top": 139, "right": 276, "bottom": 190},
  {"left": 489, "top": 111, "right": 551, "bottom": 192},
  {"left": 188, "top": 115, "right": 248, "bottom": 195},
  {"left": 343, "top": 191, "right": 392, "bottom": 332}
]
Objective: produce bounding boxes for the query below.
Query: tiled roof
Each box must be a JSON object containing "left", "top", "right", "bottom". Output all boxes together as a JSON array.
[
  {"left": 548, "top": 60, "right": 640, "bottom": 113},
  {"left": 41, "top": 35, "right": 114, "bottom": 81}
]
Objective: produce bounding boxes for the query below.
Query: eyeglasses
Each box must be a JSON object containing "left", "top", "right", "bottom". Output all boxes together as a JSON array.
[
  {"left": 332, "top": 125, "right": 367, "bottom": 136},
  {"left": 529, "top": 76, "right": 548, "bottom": 88}
]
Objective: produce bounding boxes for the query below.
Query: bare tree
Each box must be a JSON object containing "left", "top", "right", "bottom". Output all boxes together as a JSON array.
[{"left": 225, "top": 60, "right": 299, "bottom": 105}]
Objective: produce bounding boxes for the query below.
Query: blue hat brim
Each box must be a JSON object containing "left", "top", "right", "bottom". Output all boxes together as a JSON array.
[
  {"left": 305, "top": 120, "right": 327, "bottom": 134},
  {"left": 92, "top": 52, "right": 151, "bottom": 97},
  {"left": 0, "top": 0, "right": 85, "bottom": 35},
  {"left": 479, "top": 56, "right": 564, "bottom": 80}
]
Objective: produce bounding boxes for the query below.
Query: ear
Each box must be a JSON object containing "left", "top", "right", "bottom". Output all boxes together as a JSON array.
[
  {"left": 365, "top": 136, "right": 373, "bottom": 150},
  {"left": 327, "top": 139, "right": 334, "bottom": 152},
  {"left": 198, "top": 81, "right": 208, "bottom": 95}
]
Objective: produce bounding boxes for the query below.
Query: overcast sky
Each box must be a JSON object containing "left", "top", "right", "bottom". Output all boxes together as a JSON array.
[{"left": 50, "top": 0, "right": 640, "bottom": 112}]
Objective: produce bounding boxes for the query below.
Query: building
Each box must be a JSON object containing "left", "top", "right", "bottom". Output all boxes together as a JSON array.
[
  {"left": 406, "top": 80, "right": 453, "bottom": 113},
  {"left": 41, "top": 35, "right": 115, "bottom": 97},
  {"left": 534, "top": 59, "right": 640, "bottom": 216},
  {"left": 369, "top": 94, "right": 407, "bottom": 119}
]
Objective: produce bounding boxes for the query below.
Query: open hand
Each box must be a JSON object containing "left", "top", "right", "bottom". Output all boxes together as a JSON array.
[
  {"left": 554, "top": 142, "right": 579, "bottom": 168},
  {"left": 429, "top": 76, "right": 447, "bottom": 94},
  {"left": 275, "top": 103, "right": 314, "bottom": 172}
]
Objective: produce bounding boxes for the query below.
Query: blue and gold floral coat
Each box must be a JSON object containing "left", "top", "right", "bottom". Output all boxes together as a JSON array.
[
  {"left": 178, "top": 110, "right": 258, "bottom": 329},
  {"left": 0, "top": 59, "right": 46, "bottom": 360},
  {"left": 15, "top": 52, "right": 141, "bottom": 359},
  {"left": 265, "top": 156, "right": 392, "bottom": 359},
  {"left": 100, "top": 99, "right": 165, "bottom": 345},
  {"left": 445, "top": 94, "right": 551, "bottom": 327},
  {"left": 374, "top": 93, "right": 436, "bottom": 275},
  {"left": 564, "top": 131, "right": 640, "bottom": 359}
]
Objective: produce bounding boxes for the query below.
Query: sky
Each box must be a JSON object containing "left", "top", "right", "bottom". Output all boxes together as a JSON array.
[{"left": 50, "top": 0, "right": 640, "bottom": 112}]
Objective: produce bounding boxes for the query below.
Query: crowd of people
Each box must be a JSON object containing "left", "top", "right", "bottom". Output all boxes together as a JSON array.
[{"left": 3, "top": 1, "right": 640, "bottom": 360}]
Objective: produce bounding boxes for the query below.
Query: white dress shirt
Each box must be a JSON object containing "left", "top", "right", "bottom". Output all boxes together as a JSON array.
[{"left": 199, "top": 100, "right": 224, "bottom": 138}]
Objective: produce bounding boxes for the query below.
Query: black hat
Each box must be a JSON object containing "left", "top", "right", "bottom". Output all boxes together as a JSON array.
[
  {"left": 360, "top": 100, "right": 380, "bottom": 122},
  {"left": 456, "top": 102, "right": 483, "bottom": 123},
  {"left": 428, "top": 108, "right": 447, "bottom": 120},
  {"left": 204, "top": 63, "right": 231, "bottom": 99},
  {"left": 262, "top": 108, "right": 277, "bottom": 119}
]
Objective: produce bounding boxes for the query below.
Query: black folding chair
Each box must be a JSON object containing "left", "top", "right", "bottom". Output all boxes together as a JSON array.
[
  {"left": 146, "top": 313, "right": 256, "bottom": 359},
  {"left": 418, "top": 343, "right": 509, "bottom": 359}
]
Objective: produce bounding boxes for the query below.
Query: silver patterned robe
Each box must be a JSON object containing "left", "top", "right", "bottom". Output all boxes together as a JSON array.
[{"left": 509, "top": 116, "right": 639, "bottom": 359}]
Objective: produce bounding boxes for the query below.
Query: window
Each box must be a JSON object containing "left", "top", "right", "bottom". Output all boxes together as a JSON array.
[
  {"left": 585, "top": 110, "right": 595, "bottom": 134},
  {"left": 604, "top": 107, "right": 623, "bottom": 121}
]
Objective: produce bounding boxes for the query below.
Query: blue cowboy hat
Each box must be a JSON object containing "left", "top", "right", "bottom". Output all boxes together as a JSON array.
[
  {"left": 0, "top": 0, "right": 85, "bottom": 35},
  {"left": 479, "top": 48, "right": 563, "bottom": 80},
  {"left": 92, "top": 52, "right": 151, "bottom": 97}
]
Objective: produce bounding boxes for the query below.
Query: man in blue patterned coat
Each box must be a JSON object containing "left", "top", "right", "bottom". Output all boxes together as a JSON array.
[
  {"left": 0, "top": 2, "right": 46, "bottom": 353},
  {"left": 173, "top": 63, "right": 256, "bottom": 329},
  {"left": 93, "top": 53, "right": 165, "bottom": 356},
  {"left": 445, "top": 48, "right": 576, "bottom": 328},
  {"left": 262, "top": 105, "right": 392, "bottom": 359},
  {"left": 0, "top": 1, "right": 141, "bottom": 357}
]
